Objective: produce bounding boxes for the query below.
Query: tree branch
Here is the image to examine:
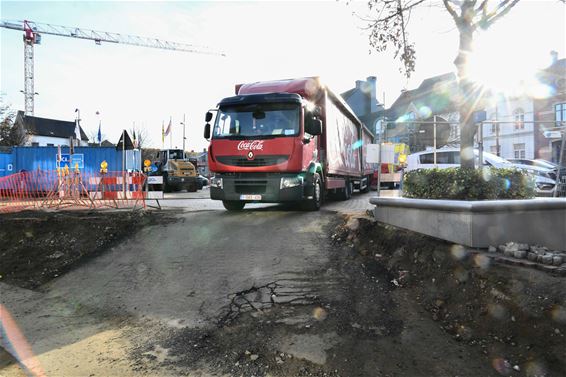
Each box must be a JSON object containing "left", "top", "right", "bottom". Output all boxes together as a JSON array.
[
  {"left": 442, "top": 0, "right": 460, "bottom": 23},
  {"left": 479, "top": 0, "right": 521, "bottom": 28}
]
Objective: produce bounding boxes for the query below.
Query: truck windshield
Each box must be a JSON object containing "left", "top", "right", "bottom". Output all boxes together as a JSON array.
[{"left": 213, "top": 103, "right": 299, "bottom": 139}]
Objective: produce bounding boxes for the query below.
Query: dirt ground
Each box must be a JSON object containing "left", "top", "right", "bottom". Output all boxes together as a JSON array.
[
  {"left": 337, "top": 217, "right": 566, "bottom": 376},
  {"left": 1, "top": 208, "right": 565, "bottom": 376},
  {"left": 0, "top": 210, "right": 177, "bottom": 289}
]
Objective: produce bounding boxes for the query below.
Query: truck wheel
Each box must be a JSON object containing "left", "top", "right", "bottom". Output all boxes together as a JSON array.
[
  {"left": 360, "top": 175, "right": 371, "bottom": 193},
  {"left": 223, "top": 200, "right": 245, "bottom": 211},
  {"left": 303, "top": 174, "right": 322, "bottom": 211}
]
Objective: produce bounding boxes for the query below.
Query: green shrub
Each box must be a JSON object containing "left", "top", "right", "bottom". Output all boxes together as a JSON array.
[{"left": 403, "top": 167, "right": 535, "bottom": 200}]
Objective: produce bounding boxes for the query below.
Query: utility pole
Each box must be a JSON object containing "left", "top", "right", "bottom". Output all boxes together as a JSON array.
[{"left": 495, "top": 102, "right": 500, "bottom": 156}]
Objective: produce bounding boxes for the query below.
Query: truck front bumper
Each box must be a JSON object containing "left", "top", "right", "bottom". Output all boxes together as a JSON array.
[{"left": 210, "top": 173, "right": 313, "bottom": 202}]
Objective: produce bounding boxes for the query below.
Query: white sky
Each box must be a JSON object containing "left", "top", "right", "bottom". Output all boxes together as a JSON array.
[{"left": 1, "top": 1, "right": 564, "bottom": 151}]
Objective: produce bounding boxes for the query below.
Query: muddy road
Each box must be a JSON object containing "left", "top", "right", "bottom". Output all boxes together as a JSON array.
[{"left": 1, "top": 202, "right": 564, "bottom": 376}]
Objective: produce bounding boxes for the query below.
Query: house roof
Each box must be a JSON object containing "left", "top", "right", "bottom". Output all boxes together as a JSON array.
[
  {"left": 16, "top": 111, "right": 89, "bottom": 141},
  {"left": 386, "top": 73, "right": 458, "bottom": 120},
  {"left": 537, "top": 58, "right": 566, "bottom": 88}
]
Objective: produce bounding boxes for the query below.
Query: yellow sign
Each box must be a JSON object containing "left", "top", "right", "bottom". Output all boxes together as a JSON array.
[{"left": 144, "top": 159, "right": 152, "bottom": 167}]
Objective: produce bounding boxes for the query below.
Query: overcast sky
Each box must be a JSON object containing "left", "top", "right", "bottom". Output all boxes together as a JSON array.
[{"left": 1, "top": 1, "right": 564, "bottom": 151}]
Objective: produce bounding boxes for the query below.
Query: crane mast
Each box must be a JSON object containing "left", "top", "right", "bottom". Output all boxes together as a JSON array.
[{"left": 1, "top": 20, "right": 225, "bottom": 115}]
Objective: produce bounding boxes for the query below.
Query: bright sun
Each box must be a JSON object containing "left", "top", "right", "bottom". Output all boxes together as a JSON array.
[{"left": 466, "top": 29, "right": 556, "bottom": 99}]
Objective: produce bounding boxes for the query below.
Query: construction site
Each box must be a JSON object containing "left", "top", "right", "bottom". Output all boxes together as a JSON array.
[{"left": 1, "top": 3, "right": 566, "bottom": 377}]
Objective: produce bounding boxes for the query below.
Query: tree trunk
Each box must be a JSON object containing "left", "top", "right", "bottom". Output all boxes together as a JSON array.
[{"left": 454, "top": 22, "right": 477, "bottom": 169}]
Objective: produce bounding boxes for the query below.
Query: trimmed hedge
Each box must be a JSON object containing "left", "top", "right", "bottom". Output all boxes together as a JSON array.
[{"left": 403, "top": 167, "right": 535, "bottom": 200}]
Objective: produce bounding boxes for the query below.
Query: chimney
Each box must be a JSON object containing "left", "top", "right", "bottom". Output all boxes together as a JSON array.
[
  {"left": 355, "top": 80, "right": 364, "bottom": 90},
  {"left": 367, "top": 76, "right": 378, "bottom": 113},
  {"left": 550, "top": 50, "right": 558, "bottom": 65}
]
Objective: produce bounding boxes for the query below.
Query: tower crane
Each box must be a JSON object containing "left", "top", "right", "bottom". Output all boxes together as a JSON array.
[{"left": 0, "top": 20, "right": 225, "bottom": 116}]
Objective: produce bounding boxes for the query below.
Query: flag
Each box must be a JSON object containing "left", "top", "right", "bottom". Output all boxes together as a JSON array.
[
  {"left": 74, "top": 121, "right": 81, "bottom": 140},
  {"left": 164, "top": 118, "right": 172, "bottom": 136},
  {"left": 97, "top": 122, "right": 102, "bottom": 144}
]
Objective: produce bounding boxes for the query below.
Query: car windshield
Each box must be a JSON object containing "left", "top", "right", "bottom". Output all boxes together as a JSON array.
[
  {"left": 534, "top": 160, "right": 558, "bottom": 169},
  {"left": 479, "top": 151, "right": 513, "bottom": 166},
  {"left": 213, "top": 103, "right": 299, "bottom": 139}
]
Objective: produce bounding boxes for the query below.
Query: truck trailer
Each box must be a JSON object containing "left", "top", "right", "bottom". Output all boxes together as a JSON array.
[{"left": 204, "top": 77, "right": 374, "bottom": 211}]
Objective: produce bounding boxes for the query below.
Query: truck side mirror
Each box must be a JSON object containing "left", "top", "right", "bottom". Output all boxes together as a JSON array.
[
  {"left": 305, "top": 116, "right": 322, "bottom": 136},
  {"left": 204, "top": 123, "right": 211, "bottom": 140},
  {"left": 205, "top": 112, "right": 213, "bottom": 122}
]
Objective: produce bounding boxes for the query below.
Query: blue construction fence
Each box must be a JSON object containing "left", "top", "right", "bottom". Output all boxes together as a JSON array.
[{"left": 0, "top": 146, "right": 141, "bottom": 177}]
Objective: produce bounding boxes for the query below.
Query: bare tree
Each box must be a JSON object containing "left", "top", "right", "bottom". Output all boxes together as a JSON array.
[
  {"left": 364, "top": 0, "right": 534, "bottom": 168},
  {"left": 129, "top": 123, "right": 151, "bottom": 149},
  {"left": 87, "top": 129, "right": 107, "bottom": 144},
  {"left": 0, "top": 100, "right": 27, "bottom": 146}
]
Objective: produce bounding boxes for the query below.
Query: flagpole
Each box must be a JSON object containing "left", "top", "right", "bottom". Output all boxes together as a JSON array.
[
  {"left": 170, "top": 116, "right": 172, "bottom": 149},
  {"left": 162, "top": 121, "right": 165, "bottom": 149},
  {"left": 183, "top": 113, "right": 186, "bottom": 153}
]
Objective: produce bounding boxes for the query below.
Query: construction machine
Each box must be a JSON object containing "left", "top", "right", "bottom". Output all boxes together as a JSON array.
[{"left": 153, "top": 149, "right": 198, "bottom": 192}]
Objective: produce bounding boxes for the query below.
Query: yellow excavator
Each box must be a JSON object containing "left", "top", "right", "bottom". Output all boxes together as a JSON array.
[{"left": 153, "top": 149, "right": 198, "bottom": 192}]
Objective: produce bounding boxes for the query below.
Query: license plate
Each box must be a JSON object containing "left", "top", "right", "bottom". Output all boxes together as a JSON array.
[{"left": 240, "top": 194, "right": 262, "bottom": 200}]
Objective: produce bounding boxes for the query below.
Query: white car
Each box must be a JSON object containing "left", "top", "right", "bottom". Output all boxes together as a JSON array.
[{"left": 406, "top": 148, "right": 556, "bottom": 196}]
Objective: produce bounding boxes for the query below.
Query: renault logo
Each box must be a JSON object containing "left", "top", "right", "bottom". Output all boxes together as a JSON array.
[{"left": 247, "top": 151, "right": 254, "bottom": 160}]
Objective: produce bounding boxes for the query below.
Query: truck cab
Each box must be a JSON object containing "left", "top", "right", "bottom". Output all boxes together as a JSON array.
[
  {"left": 204, "top": 78, "right": 374, "bottom": 211},
  {"left": 154, "top": 149, "right": 198, "bottom": 192}
]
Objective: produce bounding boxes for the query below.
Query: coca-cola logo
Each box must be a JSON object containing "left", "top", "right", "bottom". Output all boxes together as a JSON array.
[{"left": 237, "top": 140, "right": 264, "bottom": 151}]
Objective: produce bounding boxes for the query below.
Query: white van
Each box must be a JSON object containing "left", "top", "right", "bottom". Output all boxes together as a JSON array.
[
  {"left": 406, "top": 148, "right": 513, "bottom": 171},
  {"left": 405, "top": 148, "right": 556, "bottom": 196}
]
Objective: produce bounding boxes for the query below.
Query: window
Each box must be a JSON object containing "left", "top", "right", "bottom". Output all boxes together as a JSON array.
[
  {"left": 213, "top": 103, "right": 300, "bottom": 139},
  {"left": 31, "top": 142, "right": 39, "bottom": 147},
  {"left": 490, "top": 145, "right": 498, "bottom": 154},
  {"left": 514, "top": 108, "right": 525, "bottom": 130},
  {"left": 419, "top": 152, "right": 458, "bottom": 164},
  {"left": 513, "top": 143, "right": 526, "bottom": 159},
  {"left": 47, "top": 143, "right": 54, "bottom": 147},
  {"left": 556, "top": 103, "right": 566, "bottom": 126}
]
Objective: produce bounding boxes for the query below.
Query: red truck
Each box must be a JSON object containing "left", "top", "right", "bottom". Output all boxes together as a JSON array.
[{"left": 204, "top": 77, "right": 374, "bottom": 211}]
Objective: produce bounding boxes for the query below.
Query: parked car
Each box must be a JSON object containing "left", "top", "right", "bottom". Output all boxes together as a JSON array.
[
  {"left": 507, "top": 159, "right": 558, "bottom": 170},
  {"left": 406, "top": 148, "right": 556, "bottom": 196}
]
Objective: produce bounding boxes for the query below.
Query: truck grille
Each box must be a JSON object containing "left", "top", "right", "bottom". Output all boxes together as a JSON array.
[
  {"left": 217, "top": 155, "right": 288, "bottom": 167},
  {"left": 234, "top": 180, "right": 268, "bottom": 194}
]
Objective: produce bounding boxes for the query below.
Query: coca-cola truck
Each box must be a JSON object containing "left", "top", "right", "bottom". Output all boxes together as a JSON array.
[{"left": 203, "top": 77, "right": 374, "bottom": 211}]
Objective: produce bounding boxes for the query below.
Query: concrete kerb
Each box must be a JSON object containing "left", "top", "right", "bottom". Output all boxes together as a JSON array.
[{"left": 370, "top": 197, "right": 566, "bottom": 251}]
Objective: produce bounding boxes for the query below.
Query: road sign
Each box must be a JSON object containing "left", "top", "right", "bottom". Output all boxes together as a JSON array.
[
  {"left": 543, "top": 131, "right": 562, "bottom": 138},
  {"left": 59, "top": 153, "right": 71, "bottom": 166},
  {"left": 70, "top": 154, "right": 84, "bottom": 169}
]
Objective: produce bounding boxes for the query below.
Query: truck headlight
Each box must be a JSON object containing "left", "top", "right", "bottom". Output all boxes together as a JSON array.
[
  {"left": 280, "top": 176, "right": 302, "bottom": 189},
  {"left": 210, "top": 176, "right": 223, "bottom": 189}
]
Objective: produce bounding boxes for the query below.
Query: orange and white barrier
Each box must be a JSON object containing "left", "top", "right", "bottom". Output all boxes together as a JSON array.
[{"left": 0, "top": 170, "right": 147, "bottom": 212}]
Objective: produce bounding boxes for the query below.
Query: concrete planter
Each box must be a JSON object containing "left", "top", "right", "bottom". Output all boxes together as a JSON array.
[{"left": 370, "top": 197, "right": 566, "bottom": 251}]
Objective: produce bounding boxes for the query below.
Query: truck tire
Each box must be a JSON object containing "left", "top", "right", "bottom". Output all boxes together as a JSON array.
[
  {"left": 223, "top": 200, "right": 245, "bottom": 211},
  {"left": 303, "top": 173, "right": 322, "bottom": 211}
]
